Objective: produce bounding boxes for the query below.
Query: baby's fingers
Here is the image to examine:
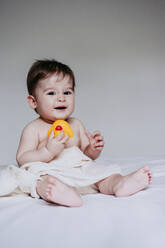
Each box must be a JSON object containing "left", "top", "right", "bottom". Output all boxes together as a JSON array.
[
  {"left": 85, "top": 130, "right": 93, "bottom": 141},
  {"left": 48, "top": 130, "right": 55, "bottom": 140},
  {"left": 95, "top": 146, "right": 104, "bottom": 151},
  {"left": 95, "top": 140, "right": 104, "bottom": 147},
  {"left": 93, "top": 131, "right": 102, "bottom": 138},
  {"left": 61, "top": 134, "right": 69, "bottom": 144},
  {"left": 95, "top": 135, "right": 104, "bottom": 143},
  {"left": 55, "top": 130, "right": 65, "bottom": 141}
]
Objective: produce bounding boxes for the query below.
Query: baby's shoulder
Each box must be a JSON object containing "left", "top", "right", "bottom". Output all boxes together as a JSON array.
[
  {"left": 22, "top": 118, "right": 41, "bottom": 134},
  {"left": 68, "top": 117, "right": 85, "bottom": 128}
]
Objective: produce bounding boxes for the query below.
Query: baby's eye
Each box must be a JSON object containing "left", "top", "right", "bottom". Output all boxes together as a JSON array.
[
  {"left": 64, "top": 91, "right": 72, "bottom": 95},
  {"left": 47, "top": 91, "right": 56, "bottom": 95}
]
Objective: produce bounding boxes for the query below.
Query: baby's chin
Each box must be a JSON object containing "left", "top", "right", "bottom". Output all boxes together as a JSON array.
[
  {"left": 56, "top": 110, "right": 74, "bottom": 119},
  {"left": 52, "top": 114, "right": 73, "bottom": 121},
  {"left": 44, "top": 109, "right": 74, "bottom": 122}
]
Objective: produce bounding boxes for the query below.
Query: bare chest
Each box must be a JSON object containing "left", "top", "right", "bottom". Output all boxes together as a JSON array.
[{"left": 37, "top": 125, "right": 80, "bottom": 150}]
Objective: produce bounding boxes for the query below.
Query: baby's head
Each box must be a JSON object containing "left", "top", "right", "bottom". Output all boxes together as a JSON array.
[
  {"left": 27, "top": 59, "right": 75, "bottom": 96},
  {"left": 27, "top": 59, "right": 75, "bottom": 122}
]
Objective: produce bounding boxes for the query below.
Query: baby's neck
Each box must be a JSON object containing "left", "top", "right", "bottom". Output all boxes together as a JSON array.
[
  {"left": 39, "top": 116, "right": 69, "bottom": 125},
  {"left": 39, "top": 117, "right": 54, "bottom": 124}
]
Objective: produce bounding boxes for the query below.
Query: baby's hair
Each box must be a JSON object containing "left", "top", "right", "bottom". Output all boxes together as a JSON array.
[{"left": 27, "top": 59, "right": 75, "bottom": 95}]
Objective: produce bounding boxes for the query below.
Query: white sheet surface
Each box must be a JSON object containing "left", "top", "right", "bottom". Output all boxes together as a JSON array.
[{"left": 0, "top": 155, "right": 165, "bottom": 248}]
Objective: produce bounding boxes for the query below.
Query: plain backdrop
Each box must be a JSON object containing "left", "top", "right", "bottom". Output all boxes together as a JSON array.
[{"left": 0, "top": 0, "right": 164, "bottom": 165}]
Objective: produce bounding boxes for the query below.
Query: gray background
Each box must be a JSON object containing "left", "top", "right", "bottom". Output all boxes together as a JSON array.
[{"left": 0, "top": 0, "right": 164, "bottom": 165}]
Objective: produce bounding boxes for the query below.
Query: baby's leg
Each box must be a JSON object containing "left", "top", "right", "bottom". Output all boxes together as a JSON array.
[
  {"left": 96, "top": 166, "right": 152, "bottom": 197},
  {"left": 36, "top": 175, "right": 82, "bottom": 207}
]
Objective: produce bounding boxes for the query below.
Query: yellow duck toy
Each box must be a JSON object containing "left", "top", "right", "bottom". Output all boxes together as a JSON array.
[{"left": 48, "top": 120, "right": 74, "bottom": 139}]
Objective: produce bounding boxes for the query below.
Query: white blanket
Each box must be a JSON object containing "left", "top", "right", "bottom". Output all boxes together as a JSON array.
[
  {"left": 0, "top": 146, "right": 120, "bottom": 198},
  {"left": 0, "top": 154, "right": 165, "bottom": 248}
]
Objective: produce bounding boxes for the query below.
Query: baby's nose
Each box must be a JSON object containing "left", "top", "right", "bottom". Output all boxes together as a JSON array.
[{"left": 58, "top": 94, "right": 65, "bottom": 101}]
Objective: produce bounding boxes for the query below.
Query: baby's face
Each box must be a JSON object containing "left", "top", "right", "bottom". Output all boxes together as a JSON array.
[{"left": 32, "top": 73, "right": 75, "bottom": 123}]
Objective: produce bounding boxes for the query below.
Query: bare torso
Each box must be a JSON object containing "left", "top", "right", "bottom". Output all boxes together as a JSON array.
[
  {"left": 16, "top": 117, "right": 89, "bottom": 165},
  {"left": 37, "top": 118, "right": 81, "bottom": 150}
]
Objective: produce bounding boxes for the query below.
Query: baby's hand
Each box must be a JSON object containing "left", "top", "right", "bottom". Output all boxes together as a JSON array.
[
  {"left": 46, "top": 130, "right": 69, "bottom": 159},
  {"left": 85, "top": 130, "right": 104, "bottom": 152}
]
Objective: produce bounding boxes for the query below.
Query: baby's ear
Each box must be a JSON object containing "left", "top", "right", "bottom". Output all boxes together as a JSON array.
[{"left": 27, "top": 95, "right": 37, "bottom": 109}]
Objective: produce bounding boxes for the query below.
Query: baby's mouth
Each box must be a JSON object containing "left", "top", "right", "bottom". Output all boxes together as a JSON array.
[{"left": 55, "top": 106, "right": 67, "bottom": 110}]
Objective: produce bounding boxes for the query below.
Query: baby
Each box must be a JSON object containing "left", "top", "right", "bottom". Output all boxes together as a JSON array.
[{"left": 16, "top": 59, "right": 152, "bottom": 207}]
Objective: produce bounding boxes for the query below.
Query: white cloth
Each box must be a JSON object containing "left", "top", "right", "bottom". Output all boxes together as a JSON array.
[
  {"left": 1, "top": 155, "right": 165, "bottom": 248},
  {"left": 0, "top": 146, "right": 121, "bottom": 198}
]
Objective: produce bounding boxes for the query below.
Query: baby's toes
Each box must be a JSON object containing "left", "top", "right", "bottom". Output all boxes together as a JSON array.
[
  {"left": 46, "top": 184, "right": 53, "bottom": 199},
  {"left": 147, "top": 171, "right": 152, "bottom": 184},
  {"left": 142, "top": 165, "right": 150, "bottom": 173},
  {"left": 148, "top": 172, "right": 152, "bottom": 178},
  {"left": 148, "top": 175, "right": 152, "bottom": 184}
]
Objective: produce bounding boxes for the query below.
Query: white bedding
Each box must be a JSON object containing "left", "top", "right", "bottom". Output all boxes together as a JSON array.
[{"left": 0, "top": 155, "right": 165, "bottom": 248}]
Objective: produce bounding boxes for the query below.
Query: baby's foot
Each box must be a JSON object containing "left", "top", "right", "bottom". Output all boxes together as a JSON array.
[
  {"left": 114, "top": 166, "right": 152, "bottom": 197},
  {"left": 36, "top": 175, "right": 82, "bottom": 207}
]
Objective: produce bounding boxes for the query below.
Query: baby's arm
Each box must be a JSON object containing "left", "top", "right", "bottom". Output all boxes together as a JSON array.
[
  {"left": 16, "top": 123, "right": 68, "bottom": 166},
  {"left": 78, "top": 120, "right": 104, "bottom": 160}
]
